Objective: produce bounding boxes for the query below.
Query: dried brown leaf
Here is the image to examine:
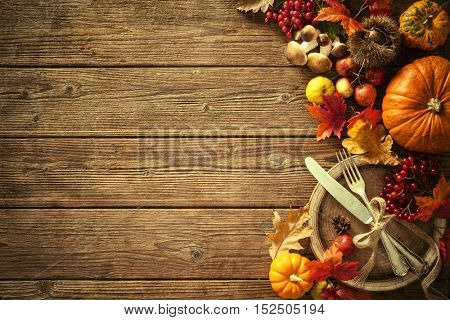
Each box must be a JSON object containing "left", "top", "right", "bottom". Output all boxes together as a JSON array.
[
  {"left": 267, "top": 206, "right": 313, "bottom": 260},
  {"left": 236, "top": 0, "right": 274, "bottom": 13}
]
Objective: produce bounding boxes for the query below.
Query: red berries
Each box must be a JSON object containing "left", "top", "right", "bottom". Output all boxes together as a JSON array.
[
  {"left": 264, "top": 1, "right": 316, "bottom": 39},
  {"left": 380, "top": 153, "right": 441, "bottom": 221}
]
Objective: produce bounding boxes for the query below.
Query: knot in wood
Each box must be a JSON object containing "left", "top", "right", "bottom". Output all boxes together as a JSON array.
[
  {"left": 269, "top": 155, "right": 285, "bottom": 167},
  {"left": 190, "top": 248, "right": 204, "bottom": 260}
]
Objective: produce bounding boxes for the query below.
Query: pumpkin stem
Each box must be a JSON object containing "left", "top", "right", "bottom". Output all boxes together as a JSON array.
[
  {"left": 427, "top": 98, "right": 442, "bottom": 113},
  {"left": 289, "top": 274, "right": 303, "bottom": 282}
]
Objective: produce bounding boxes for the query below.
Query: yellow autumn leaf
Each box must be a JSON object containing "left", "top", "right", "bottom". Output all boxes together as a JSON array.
[
  {"left": 267, "top": 205, "right": 313, "bottom": 260},
  {"left": 342, "top": 119, "right": 399, "bottom": 165},
  {"left": 237, "top": 0, "right": 274, "bottom": 12}
]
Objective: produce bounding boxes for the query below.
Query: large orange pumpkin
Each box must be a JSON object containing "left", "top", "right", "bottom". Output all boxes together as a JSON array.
[
  {"left": 269, "top": 252, "right": 313, "bottom": 299},
  {"left": 382, "top": 56, "right": 450, "bottom": 154}
]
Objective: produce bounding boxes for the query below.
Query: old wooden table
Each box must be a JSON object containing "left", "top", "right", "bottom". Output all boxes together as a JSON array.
[{"left": 0, "top": 0, "right": 448, "bottom": 299}]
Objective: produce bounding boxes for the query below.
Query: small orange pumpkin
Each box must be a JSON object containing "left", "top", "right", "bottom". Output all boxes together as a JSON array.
[
  {"left": 399, "top": 0, "right": 448, "bottom": 52},
  {"left": 269, "top": 252, "right": 313, "bottom": 299},
  {"left": 382, "top": 56, "right": 450, "bottom": 154}
]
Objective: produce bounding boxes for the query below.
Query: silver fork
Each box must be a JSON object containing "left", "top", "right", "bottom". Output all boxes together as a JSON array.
[{"left": 336, "top": 149, "right": 409, "bottom": 277}]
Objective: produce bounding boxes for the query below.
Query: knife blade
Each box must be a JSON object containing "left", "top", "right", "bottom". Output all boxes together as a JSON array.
[{"left": 305, "top": 156, "right": 373, "bottom": 225}]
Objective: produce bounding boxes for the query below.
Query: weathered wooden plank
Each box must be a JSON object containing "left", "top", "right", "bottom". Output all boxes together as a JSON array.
[
  {"left": 0, "top": 137, "right": 343, "bottom": 207},
  {"left": 0, "top": 279, "right": 447, "bottom": 299},
  {"left": 0, "top": 208, "right": 293, "bottom": 279},
  {"left": 0, "top": 0, "right": 446, "bottom": 66},
  {"left": 0, "top": 67, "right": 319, "bottom": 137},
  {"left": 0, "top": 280, "right": 275, "bottom": 299}
]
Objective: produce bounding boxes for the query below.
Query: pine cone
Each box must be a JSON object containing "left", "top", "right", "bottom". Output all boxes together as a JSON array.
[{"left": 332, "top": 215, "right": 351, "bottom": 235}]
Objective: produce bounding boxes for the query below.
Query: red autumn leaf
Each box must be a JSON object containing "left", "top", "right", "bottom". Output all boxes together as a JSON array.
[
  {"left": 307, "top": 243, "right": 359, "bottom": 282},
  {"left": 323, "top": 284, "right": 372, "bottom": 300},
  {"left": 439, "top": 228, "right": 450, "bottom": 266},
  {"left": 347, "top": 105, "right": 382, "bottom": 130},
  {"left": 330, "top": 261, "right": 360, "bottom": 281},
  {"left": 369, "top": 0, "right": 393, "bottom": 16},
  {"left": 313, "top": 0, "right": 365, "bottom": 35},
  {"left": 415, "top": 175, "right": 450, "bottom": 222},
  {"left": 306, "top": 93, "right": 347, "bottom": 141},
  {"left": 305, "top": 260, "right": 332, "bottom": 282}
]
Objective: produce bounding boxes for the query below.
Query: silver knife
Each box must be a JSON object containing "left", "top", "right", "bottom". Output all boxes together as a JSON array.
[
  {"left": 305, "top": 157, "right": 373, "bottom": 224},
  {"left": 305, "top": 157, "right": 428, "bottom": 275}
]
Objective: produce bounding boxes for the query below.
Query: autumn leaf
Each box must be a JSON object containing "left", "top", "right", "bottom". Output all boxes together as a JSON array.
[
  {"left": 347, "top": 105, "right": 382, "bottom": 130},
  {"left": 439, "top": 228, "right": 450, "bottom": 266},
  {"left": 237, "top": 0, "right": 274, "bottom": 12},
  {"left": 342, "top": 119, "right": 399, "bottom": 166},
  {"left": 306, "top": 93, "right": 347, "bottom": 141},
  {"left": 306, "top": 261, "right": 332, "bottom": 282},
  {"left": 267, "top": 206, "right": 313, "bottom": 260},
  {"left": 369, "top": 0, "right": 393, "bottom": 16},
  {"left": 414, "top": 175, "right": 450, "bottom": 222},
  {"left": 313, "top": 0, "right": 365, "bottom": 35},
  {"left": 330, "top": 261, "right": 360, "bottom": 280},
  {"left": 306, "top": 244, "right": 359, "bottom": 282},
  {"left": 322, "top": 284, "right": 372, "bottom": 300}
]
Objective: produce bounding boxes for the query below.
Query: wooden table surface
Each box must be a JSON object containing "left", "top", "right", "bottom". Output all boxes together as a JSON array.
[{"left": 0, "top": 0, "right": 448, "bottom": 299}]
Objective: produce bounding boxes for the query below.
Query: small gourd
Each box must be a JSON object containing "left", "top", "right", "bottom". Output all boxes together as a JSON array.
[
  {"left": 399, "top": 0, "right": 448, "bottom": 51},
  {"left": 269, "top": 252, "right": 313, "bottom": 299}
]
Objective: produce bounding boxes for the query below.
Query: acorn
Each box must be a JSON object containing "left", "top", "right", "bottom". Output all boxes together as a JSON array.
[{"left": 347, "top": 15, "right": 401, "bottom": 68}]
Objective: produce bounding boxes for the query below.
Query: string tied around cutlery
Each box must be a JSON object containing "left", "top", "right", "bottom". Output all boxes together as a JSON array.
[
  {"left": 352, "top": 197, "right": 394, "bottom": 285},
  {"left": 351, "top": 197, "right": 443, "bottom": 299}
]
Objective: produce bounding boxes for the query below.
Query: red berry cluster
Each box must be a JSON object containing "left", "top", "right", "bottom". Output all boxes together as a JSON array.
[
  {"left": 264, "top": 0, "right": 316, "bottom": 39},
  {"left": 380, "top": 154, "right": 441, "bottom": 222}
]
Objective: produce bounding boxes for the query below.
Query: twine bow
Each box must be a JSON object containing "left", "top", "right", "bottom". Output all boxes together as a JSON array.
[
  {"left": 350, "top": 197, "right": 443, "bottom": 299},
  {"left": 352, "top": 197, "right": 394, "bottom": 285}
]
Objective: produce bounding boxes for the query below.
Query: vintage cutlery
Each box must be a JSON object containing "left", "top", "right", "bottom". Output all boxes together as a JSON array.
[
  {"left": 305, "top": 156, "right": 428, "bottom": 276},
  {"left": 336, "top": 149, "right": 428, "bottom": 275}
]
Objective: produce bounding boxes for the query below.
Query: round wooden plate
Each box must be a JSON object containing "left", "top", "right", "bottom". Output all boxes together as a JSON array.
[{"left": 308, "top": 156, "right": 445, "bottom": 291}]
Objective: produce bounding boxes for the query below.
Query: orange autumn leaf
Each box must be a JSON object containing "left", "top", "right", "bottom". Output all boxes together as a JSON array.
[
  {"left": 347, "top": 105, "right": 382, "bottom": 130},
  {"left": 313, "top": 0, "right": 365, "bottom": 36},
  {"left": 306, "top": 93, "right": 347, "bottom": 141},
  {"left": 415, "top": 175, "right": 450, "bottom": 222},
  {"left": 306, "top": 244, "right": 359, "bottom": 282}
]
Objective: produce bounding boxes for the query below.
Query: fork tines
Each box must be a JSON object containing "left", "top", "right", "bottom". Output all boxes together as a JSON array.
[{"left": 336, "top": 149, "right": 362, "bottom": 186}]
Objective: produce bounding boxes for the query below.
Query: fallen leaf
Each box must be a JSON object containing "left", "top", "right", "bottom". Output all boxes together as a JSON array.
[
  {"left": 306, "top": 243, "right": 359, "bottom": 282},
  {"left": 369, "top": 0, "right": 393, "bottom": 16},
  {"left": 305, "top": 260, "right": 332, "bottom": 282},
  {"left": 322, "top": 284, "right": 372, "bottom": 300},
  {"left": 237, "top": 0, "right": 274, "bottom": 12},
  {"left": 306, "top": 93, "right": 347, "bottom": 141},
  {"left": 342, "top": 119, "right": 399, "bottom": 165},
  {"left": 267, "top": 206, "right": 313, "bottom": 260},
  {"left": 330, "top": 261, "right": 360, "bottom": 281},
  {"left": 415, "top": 175, "right": 450, "bottom": 222},
  {"left": 313, "top": 0, "right": 365, "bottom": 35},
  {"left": 347, "top": 105, "right": 382, "bottom": 130},
  {"left": 323, "top": 243, "right": 343, "bottom": 266},
  {"left": 439, "top": 228, "right": 450, "bottom": 266}
]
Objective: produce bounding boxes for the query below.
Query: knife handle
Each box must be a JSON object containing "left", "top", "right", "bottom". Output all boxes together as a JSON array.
[
  {"left": 386, "top": 231, "right": 428, "bottom": 275},
  {"left": 380, "top": 231, "right": 409, "bottom": 277}
]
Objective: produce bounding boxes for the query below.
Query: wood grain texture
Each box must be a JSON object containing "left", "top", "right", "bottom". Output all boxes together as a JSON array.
[
  {"left": 0, "top": 0, "right": 447, "bottom": 66},
  {"left": 0, "top": 137, "right": 346, "bottom": 207},
  {"left": 0, "top": 208, "right": 280, "bottom": 279},
  {"left": 0, "top": 67, "right": 318, "bottom": 137},
  {"left": 0, "top": 279, "right": 447, "bottom": 299}
]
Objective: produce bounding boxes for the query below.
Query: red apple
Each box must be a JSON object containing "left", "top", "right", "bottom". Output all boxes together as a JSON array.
[
  {"left": 365, "top": 68, "right": 387, "bottom": 86},
  {"left": 354, "top": 83, "right": 377, "bottom": 107},
  {"left": 334, "top": 234, "right": 355, "bottom": 257},
  {"left": 336, "top": 57, "right": 358, "bottom": 77}
]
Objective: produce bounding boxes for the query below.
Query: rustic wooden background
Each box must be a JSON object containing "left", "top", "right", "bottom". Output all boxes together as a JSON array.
[{"left": 0, "top": 0, "right": 448, "bottom": 299}]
